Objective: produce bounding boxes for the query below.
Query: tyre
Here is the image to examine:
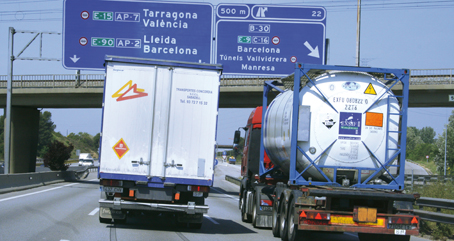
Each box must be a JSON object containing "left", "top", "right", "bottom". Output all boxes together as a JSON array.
[
  {"left": 241, "top": 190, "right": 252, "bottom": 222},
  {"left": 252, "top": 194, "right": 258, "bottom": 228},
  {"left": 358, "top": 233, "right": 410, "bottom": 241},
  {"left": 287, "top": 197, "right": 305, "bottom": 241},
  {"left": 272, "top": 196, "right": 280, "bottom": 237},
  {"left": 279, "top": 196, "right": 289, "bottom": 241},
  {"left": 189, "top": 223, "right": 202, "bottom": 229}
]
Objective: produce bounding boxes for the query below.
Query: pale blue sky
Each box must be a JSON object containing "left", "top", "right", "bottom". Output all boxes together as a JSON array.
[{"left": 1, "top": 0, "right": 453, "bottom": 145}]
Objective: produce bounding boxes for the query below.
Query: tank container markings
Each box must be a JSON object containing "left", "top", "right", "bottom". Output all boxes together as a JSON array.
[
  {"left": 364, "top": 83, "right": 377, "bottom": 95},
  {"left": 365, "top": 112, "right": 383, "bottom": 127}
]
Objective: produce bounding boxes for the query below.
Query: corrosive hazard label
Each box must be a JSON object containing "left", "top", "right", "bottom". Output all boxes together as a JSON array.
[
  {"left": 113, "top": 138, "right": 129, "bottom": 159},
  {"left": 364, "top": 83, "right": 376, "bottom": 95}
]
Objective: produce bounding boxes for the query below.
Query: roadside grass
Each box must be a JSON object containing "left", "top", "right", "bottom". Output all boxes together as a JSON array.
[
  {"left": 410, "top": 158, "right": 438, "bottom": 175},
  {"left": 412, "top": 181, "right": 454, "bottom": 240}
]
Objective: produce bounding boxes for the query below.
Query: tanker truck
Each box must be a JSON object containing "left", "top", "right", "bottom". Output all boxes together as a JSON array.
[{"left": 235, "top": 63, "right": 419, "bottom": 241}]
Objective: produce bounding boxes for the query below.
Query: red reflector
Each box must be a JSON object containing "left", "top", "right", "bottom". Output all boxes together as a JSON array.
[
  {"left": 260, "top": 200, "right": 273, "bottom": 206},
  {"left": 189, "top": 185, "right": 210, "bottom": 192},
  {"left": 390, "top": 217, "right": 412, "bottom": 224},
  {"left": 300, "top": 211, "right": 307, "bottom": 218},
  {"left": 315, "top": 213, "right": 322, "bottom": 220}
]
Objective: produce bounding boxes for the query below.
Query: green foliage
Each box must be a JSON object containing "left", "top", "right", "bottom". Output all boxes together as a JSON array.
[
  {"left": 407, "top": 126, "right": 438, "bottom": 162},
  {"left": 37, "top": 111, "right": 56, "bottom": 157},
  {"left": 414, "top": 182, "right": 454, "bottom": 240},
  {"left": 420, "top": 127, "right": 436, "bottom": 144},
  {"left": 434, "top": 110, "right": 454, "bottom": 175},
  {"left": 0, "top": 115, "right": 4, "bottom": 159},
  {"left": 58, "top": 132, "right": 100, "bottom": 159},
  {"left": 43, "top": 141, "right": 74, "bottom": 171}
]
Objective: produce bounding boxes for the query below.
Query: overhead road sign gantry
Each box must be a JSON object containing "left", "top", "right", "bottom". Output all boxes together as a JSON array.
[
  {"left": 63, "top": 0, "right": 214, "bottom": 70},
  {"left": 215, "top": 4, "right": 326, "bottom": 76}
]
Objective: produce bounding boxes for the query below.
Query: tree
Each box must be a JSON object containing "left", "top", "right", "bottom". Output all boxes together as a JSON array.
[
  {"left": 407, "top": 126, "right": 423, "bottom": 153},
  {"left": 37, "top": 111, "right": 56, "bottom": 157},
  {"left": 93, "top": 133, "right": 101, "bottom": 150},
  {"left": 419, "top": 126, "right": 436, "bottom": 144},
  {"left": 0, "top": 115, "right": 4, "bottom": 159},
  {"left": 43, "top": 141, "right": 74, "bottom": 171},
  {"left": 434, "top": 110, "right": 454, "bottom": 175}
]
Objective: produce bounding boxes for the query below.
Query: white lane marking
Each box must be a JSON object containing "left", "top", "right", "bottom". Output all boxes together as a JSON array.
[
  {"left": 345, "top": 232, "right": 358, "bottom": 238},
  {"left": 210, "top": 187, "right": 239, "bottom": 201},
  {"left": 89, "top": 207, "right": 100, "bottom": 216},
  {"left": 204, "top": 214, "right": 219, "bottom": 225},
  {"left": 0, "top": 183, "right": 79, "bottom": 203}
]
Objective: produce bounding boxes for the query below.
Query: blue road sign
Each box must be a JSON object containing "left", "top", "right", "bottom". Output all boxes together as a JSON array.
[
  {"left": 63, "top": 0, "right": 213, "bottom": 70},
  {"left": 215, "top": 5, "right": 326, "bottom": 76}
]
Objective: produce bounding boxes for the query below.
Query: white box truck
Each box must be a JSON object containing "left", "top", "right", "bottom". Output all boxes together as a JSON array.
[{"left": 98, "top": 56, "right": 222, "bottom": 228}]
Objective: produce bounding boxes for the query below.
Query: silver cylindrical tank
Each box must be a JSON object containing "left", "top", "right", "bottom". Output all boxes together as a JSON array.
[{"left": 263, "top": 72, "right": 400, "bottom": 183}]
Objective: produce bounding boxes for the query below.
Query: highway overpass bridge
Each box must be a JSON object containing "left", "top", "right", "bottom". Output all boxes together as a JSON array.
[
  {"left": 0, "top": 68, "right": 453, "bottom": 173},
  {"left": 0, "top": 68, "right": 453, "bottom": 108}
]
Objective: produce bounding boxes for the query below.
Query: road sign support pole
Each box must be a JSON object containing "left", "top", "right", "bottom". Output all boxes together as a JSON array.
[
  {"left": 5, "top": 27, "right": 15, "bottom": 174},
  {"left": 356, "top": 0, "right": 361, "bottom": 67}
]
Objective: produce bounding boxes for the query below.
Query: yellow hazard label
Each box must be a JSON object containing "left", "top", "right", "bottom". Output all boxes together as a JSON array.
[{"left": 364, "top": 83, "right": 377, "bottom": 95}]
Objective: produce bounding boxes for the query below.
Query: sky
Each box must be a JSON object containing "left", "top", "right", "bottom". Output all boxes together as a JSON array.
[{"left": 0, "top": 0, "right": 453, "bottom": 146}]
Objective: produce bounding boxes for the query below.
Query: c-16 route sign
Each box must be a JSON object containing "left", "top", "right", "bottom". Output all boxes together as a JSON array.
[
  {"left": 215, "top": 4, "right": 326, "bottom": 75},
  {"left": 63, "top": 0, "right": 326, "bottom": 75},
  {"left": 63, "top": 0, "right": 213, "bottom": 70}
]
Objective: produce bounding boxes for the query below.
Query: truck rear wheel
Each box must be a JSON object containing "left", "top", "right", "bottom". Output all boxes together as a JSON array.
[
  {"left": 272, "top": 196, "right": 280, "bottom": 237},
  {"left": 358, "top": 233, "right": 410, "bottom": 241},
  {"left": 241, "top": 190, "right": 252, "bottom": 222},
  {"left": 252, "top": 194, "right": 258, "bottom": 227},
  {"left": 287, "top": 197, "right": 305, "bottom": 241},
  {"left": 279, "top": 197, "right": 289, "bottom": 241}
]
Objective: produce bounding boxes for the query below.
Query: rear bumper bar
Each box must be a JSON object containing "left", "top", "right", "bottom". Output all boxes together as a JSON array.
[{"left": 99, "top": 199, "right": 209, "bottom": 214}]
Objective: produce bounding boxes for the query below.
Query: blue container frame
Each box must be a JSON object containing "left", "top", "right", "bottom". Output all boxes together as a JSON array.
[{"left": 259, "top": 63, "right": 410, "bottom": 190}]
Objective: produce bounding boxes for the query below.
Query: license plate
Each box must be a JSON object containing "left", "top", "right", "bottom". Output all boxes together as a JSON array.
[
  {"left": 389, "top": 224, "right": 413, "bottom": 230},
  {"left": 193, "top": 191, "right": 203, "bottom": 197},
  {"left": 394, "top": 229, "right": 406, "bottom": 235},
  {"left": 260, "top": 206, "right": 273, "bottom": 211},
  {"left": 102, "top": 186, "right": 123, "bottom": 193}
]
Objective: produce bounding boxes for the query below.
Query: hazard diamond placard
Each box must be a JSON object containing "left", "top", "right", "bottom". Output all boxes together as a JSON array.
[{"left": 113, "top": 138, "right": 129, "bottom": 159}]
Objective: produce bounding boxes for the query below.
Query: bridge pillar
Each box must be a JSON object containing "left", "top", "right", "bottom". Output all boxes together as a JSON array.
[{"left": 8, "top": 107, "right": 40, "bottom": 173}]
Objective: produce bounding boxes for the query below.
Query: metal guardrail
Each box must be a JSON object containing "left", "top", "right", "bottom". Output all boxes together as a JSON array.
[
  {"left": 225, "top": 175, "right": 454, "bottom": 225},
  {"left": 0, "top": 68, "right": 453, "bottom": 89},
  {"left": 415, "top": 197, "right": 454, "bottom": 225},
  {"left": 404, "top": 174, "right": 453, "bottom": 187},
  {"left": 74, "top": 166, "right": 99, "bottom": 179}
]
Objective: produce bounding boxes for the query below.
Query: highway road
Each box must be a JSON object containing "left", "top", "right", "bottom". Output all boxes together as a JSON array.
[{"left": 0, "top": 162, "right": 430, "bottom": 241}]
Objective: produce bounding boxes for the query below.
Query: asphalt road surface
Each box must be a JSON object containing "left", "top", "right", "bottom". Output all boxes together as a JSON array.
[{"left": 0, "top": 163, "right": 431, "bottom": 241}]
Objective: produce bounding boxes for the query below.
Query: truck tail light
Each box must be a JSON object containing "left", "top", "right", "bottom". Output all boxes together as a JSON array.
[
  {"left": 187, "top": 185, "right": 210, "bottom": 193},
  {"left": 260, "top": 200, "right": 273, "bottom": 206},
  {"left": 389, "top": 216, "right": 418, "bottom": 225},
  {"left": 100, "top": 179, "right": 123, "bottom": 187},
  {"left": 300, "top": 211, "right": 330, "bottom": 220}
]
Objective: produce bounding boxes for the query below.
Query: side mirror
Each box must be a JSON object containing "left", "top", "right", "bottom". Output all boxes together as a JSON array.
[{"left": 233, "top": 130, "right": 241, "bottom": 144}]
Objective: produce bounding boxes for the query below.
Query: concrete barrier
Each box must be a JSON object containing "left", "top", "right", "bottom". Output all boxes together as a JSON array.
[{"left": 0, "top": 171, "right": 77, "bottom": 194}]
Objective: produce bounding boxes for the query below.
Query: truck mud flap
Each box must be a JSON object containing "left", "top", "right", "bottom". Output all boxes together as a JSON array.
[{"left": 99, "top": 199, "right": 209, "bottom": 214}]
